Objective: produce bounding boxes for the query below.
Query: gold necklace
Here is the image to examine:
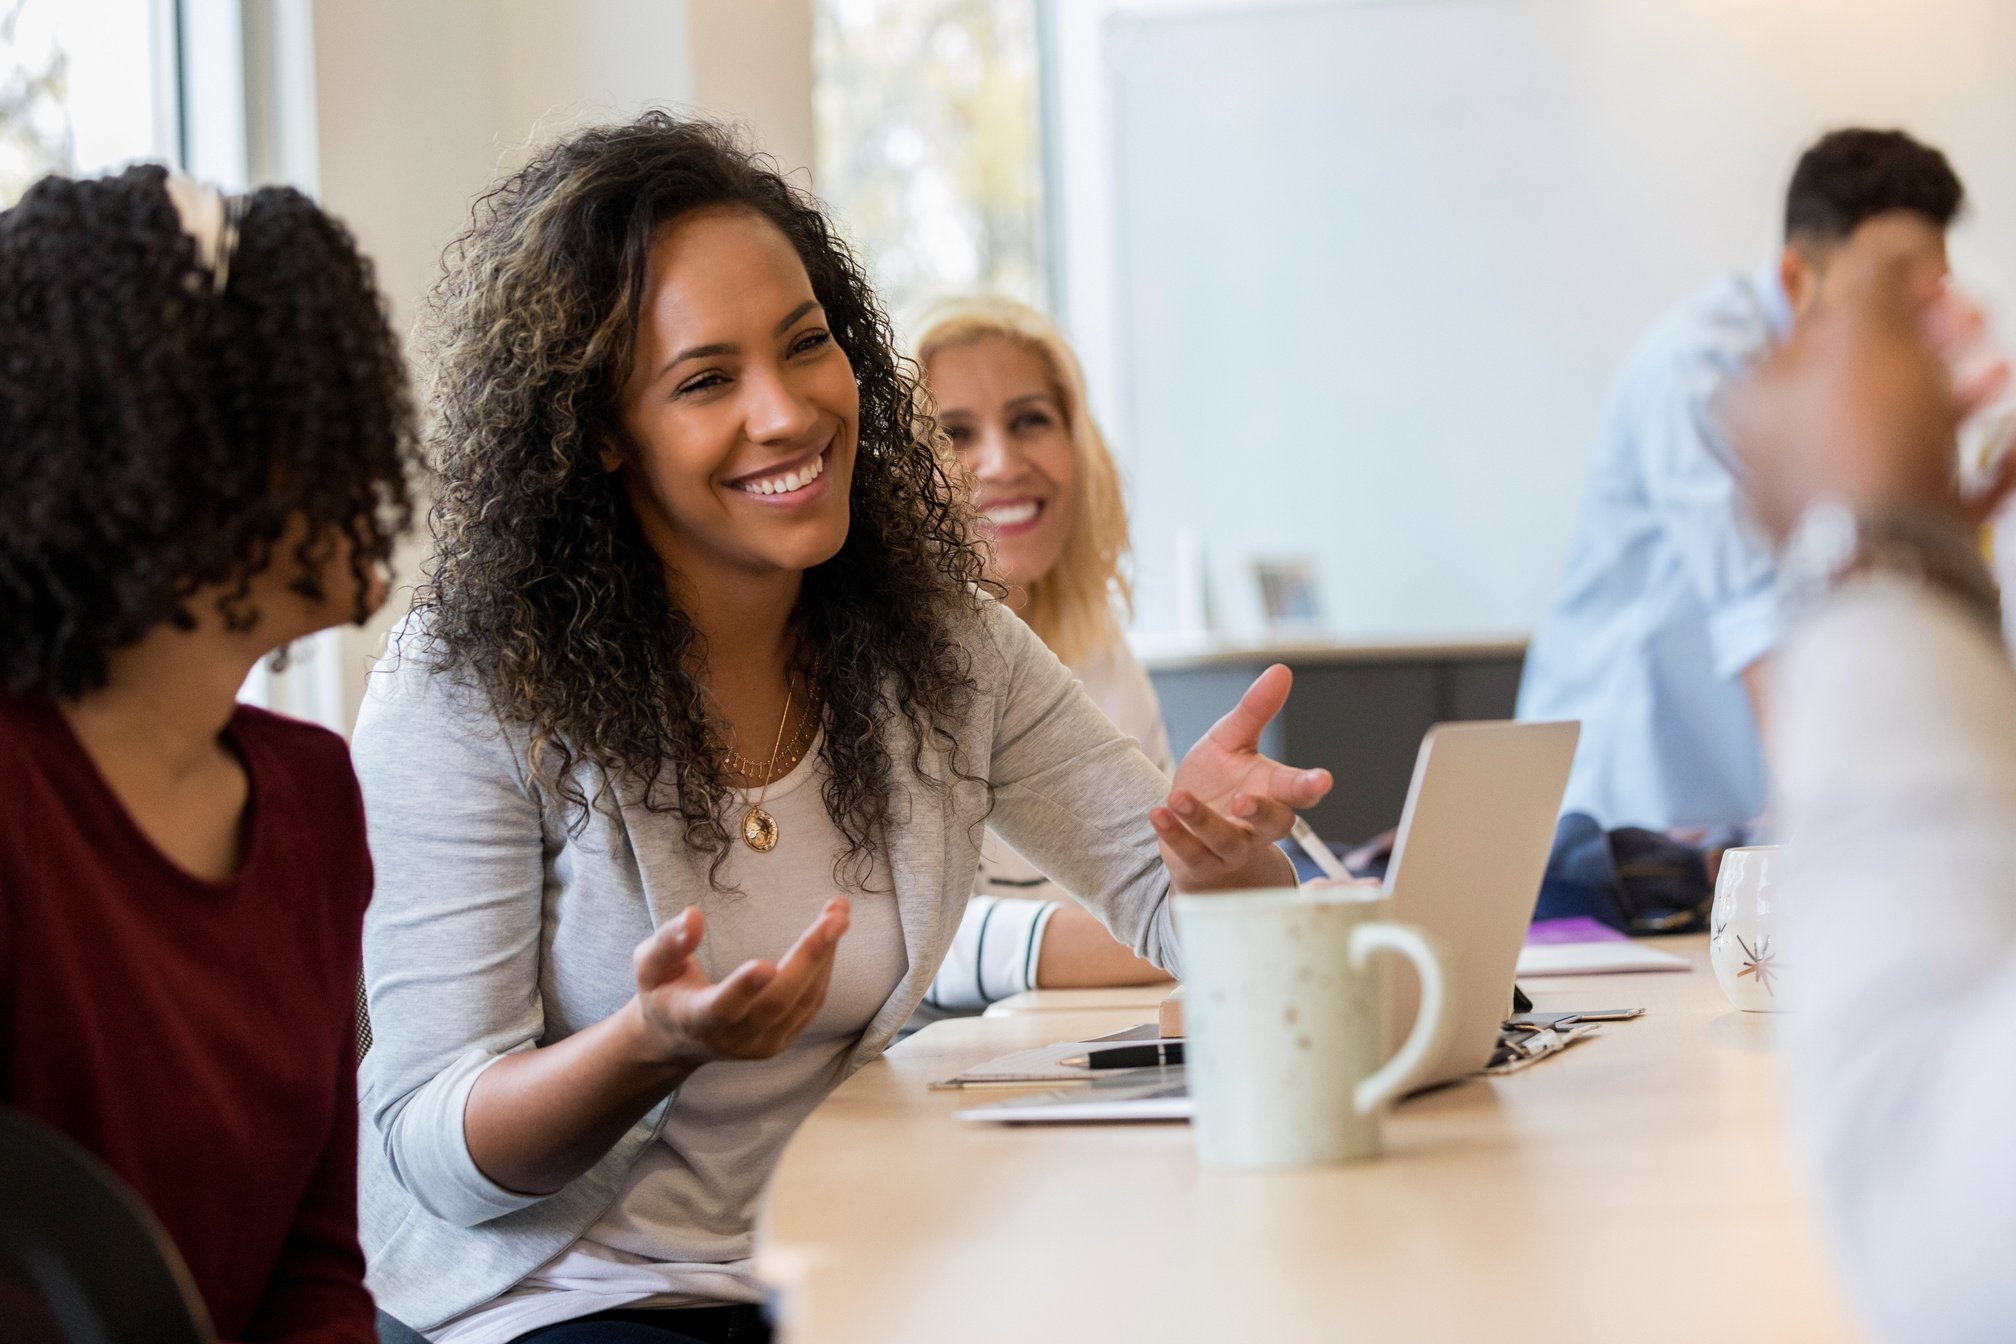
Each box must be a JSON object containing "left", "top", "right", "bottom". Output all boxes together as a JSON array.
[
  {"left": 739, "top": 689, "right": 792, "bottom": 854},
  {"left": 721, "top": 709, "right": 816, "bottom": 780}
]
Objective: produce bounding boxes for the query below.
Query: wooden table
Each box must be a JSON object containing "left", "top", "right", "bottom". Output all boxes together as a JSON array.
[
  {"left": 757, "top": 936, "right": 1862, "bottom": 1343},
  {"left": 982, "top": 985, "right": 1173, "bottom": 1019}
]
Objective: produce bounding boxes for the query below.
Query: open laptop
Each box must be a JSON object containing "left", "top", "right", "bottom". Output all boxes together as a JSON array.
[
  {"left": 1379, "top": 718, "right": 1580, "bottom": 1079},
  {"left": 960, "top": 719, "right": 1579, "bottom": 1123}
]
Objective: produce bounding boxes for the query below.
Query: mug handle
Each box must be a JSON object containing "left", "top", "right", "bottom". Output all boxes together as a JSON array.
[{"left": 1349, "top": 920, "right": 1457, "bottom": 1116}]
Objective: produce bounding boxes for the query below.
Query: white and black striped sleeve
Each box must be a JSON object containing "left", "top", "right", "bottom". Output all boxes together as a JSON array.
[{"left": 920, "top": 893, "right": 1062, "bottom": 1013}]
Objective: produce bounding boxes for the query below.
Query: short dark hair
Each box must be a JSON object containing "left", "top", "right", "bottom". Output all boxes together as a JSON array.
[
  {"left": 0, "top": 164, "right": 419, "bottom": 697},
  {"left": 1784, "top": 128, "right": 1964, "bottom": 247}
]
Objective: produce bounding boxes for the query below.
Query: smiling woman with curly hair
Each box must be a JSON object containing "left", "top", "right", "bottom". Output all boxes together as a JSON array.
[
  {"left": 0, "top": 163, "right": 416, "bottom": 1343},
  {"left": 415, "top": 117, "right": 985, "bottom": 887},
  {"left": 352, "top": 112, "right": 1330, "bottom": 1344}
]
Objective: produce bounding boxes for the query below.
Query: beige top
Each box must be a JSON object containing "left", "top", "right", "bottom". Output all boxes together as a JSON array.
[{"left": 430, "top": 741, "right": 906, "bottom": 1342}]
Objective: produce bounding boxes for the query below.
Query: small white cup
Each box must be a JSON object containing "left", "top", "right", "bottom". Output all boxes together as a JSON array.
[
  {"left": 1174, "top": 887, "right": 1455, "bottom": 1168},
  {"left": 1709, "top": 845, "right": 1786, "bottom": 1012}
]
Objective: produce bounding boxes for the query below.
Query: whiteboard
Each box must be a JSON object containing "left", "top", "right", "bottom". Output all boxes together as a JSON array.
[{"left": 1067, "top": 0, "right": 2016, "bottom": 643}]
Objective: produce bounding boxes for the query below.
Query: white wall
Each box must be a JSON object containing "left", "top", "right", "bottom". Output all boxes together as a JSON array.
[
  {"left": 269, "top": 0, "right": 814, "bottom": 731},
  {"left": 1050, "top": 0, "right": 2016, "bottom": 646},
  {"left": 692, "top": 0, "right": 816, "bottom": 184},
  {"left": 309, "top": 0, "right": 816, "bottom": 334}
]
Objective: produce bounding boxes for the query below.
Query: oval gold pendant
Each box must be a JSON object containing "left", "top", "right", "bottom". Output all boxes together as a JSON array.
[{"left": 742, "top": 806, "right": 779, "bottom": 853}]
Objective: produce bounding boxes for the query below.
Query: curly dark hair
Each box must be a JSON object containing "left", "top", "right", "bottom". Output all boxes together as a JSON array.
[
  {"left": 0, "top": 163, "right": 418, "bottom": 697},
  {"left": 1786, "top": 128, "right": 1964, "bottom": 247},
  {"left": 414, "top": 112, "right": 992, "bottom": 885}
]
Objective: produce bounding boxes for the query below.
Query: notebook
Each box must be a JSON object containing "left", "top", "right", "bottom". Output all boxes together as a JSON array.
[
  {"left": 1515, "top": 941, "right": 1690, "bottom": 976},
  {"left": 1516, "top": 918, "right": 1690, "bottom": 976},
  {"left": 928, "top": 1024, "right": 1167, "bottom": 1088}
]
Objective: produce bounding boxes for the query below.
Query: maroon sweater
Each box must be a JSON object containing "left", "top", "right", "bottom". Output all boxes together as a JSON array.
[{"left": 0, "top": 695, "right": 374, "bottom": 1343}]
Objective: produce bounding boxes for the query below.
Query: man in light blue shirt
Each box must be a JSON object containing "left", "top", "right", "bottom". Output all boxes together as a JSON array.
[{"left": 1518, "top": 128, "right": 1966, "bottom": 830}]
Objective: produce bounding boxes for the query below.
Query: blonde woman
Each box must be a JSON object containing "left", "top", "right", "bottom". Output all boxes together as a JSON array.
[{"left": 914, "top": 296, "right": 1176, "bottom": 1014}]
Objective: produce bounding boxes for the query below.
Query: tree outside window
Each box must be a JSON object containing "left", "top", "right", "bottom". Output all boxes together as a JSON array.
[
  {"left": 814, "top": 0, "right": 1047, "bottom": 327},
  {"left": 1, "top": 0, "right": 168, "bottom": 207}
]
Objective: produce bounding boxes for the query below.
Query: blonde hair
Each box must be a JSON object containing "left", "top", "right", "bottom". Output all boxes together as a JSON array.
[{"left": 912, "top": 295, "right": 1132, "bottom": 668}]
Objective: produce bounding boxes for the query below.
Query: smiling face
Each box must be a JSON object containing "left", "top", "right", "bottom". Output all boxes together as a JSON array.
[
  {"left": 611, "top": 205, "right": 859, "bottom": 589},
  {"left": 927, "top": 335, "right": 1078, "bottom": 591}
]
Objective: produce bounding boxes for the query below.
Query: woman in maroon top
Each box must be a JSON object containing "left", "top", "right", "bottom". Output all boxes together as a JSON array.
[{"left": 0, "top": 165, "right": 418, "bottom": 1340}]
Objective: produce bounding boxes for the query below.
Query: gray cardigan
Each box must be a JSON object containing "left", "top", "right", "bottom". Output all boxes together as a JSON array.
[{"left": 351, "top": 600, "right": 1180, "bottom": 1327}]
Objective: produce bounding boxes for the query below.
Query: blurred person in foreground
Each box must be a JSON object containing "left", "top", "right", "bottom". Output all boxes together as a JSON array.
[
  {"left": 1730, "top": 212, "right": 2015, "bottom": 1344},
  {"left": 1521, "top": 128, "right": 1966, "bottom": 833},
  {"left": 911, "top": 296, "right": 1174, "bottom": 1017}
]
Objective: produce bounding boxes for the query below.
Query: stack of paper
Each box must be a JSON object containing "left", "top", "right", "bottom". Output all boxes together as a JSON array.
[
  {"left": 1515, "top": 917, "right": 1690, "bottom": 976},
  {"left": 929, "top": 1024, "right": 1165, "bottom": 1089}
]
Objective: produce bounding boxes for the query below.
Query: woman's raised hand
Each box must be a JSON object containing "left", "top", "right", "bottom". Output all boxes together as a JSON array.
[
  {"left": 628, "top": 899, "right": 850, "bottom": 1067},
  {"left": 1156, "top": 664, "right": 1332, "bottom": 892}
]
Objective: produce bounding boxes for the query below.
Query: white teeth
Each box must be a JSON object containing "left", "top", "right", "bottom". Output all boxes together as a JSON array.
[
  {"left": 984, "top": 500, "right": 1040, "bottom": 527},
  {"left": 739, "top": 452, "right": 824, "bottom": 496}
]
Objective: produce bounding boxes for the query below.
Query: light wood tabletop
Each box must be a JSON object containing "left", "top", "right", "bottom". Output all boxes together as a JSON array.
[
  {"left": 982, "top": 984, "right": 1175, "bottom": 1018},
  {"left": 757, "top": 935, "right": 1863, "bottom": 1343}
]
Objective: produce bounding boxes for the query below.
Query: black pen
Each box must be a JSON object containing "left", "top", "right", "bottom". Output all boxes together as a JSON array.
[{"left": 1057, "top": 1042, "right": 1184, "bottom": 1070}]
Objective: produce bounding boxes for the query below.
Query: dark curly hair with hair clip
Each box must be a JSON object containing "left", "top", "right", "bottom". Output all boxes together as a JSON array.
[
  {"left": 0, "top": 163, "right": 419, "bottom": 697},
  {"left": 413, "top": 113, "right": 994, "bottom": 886}
]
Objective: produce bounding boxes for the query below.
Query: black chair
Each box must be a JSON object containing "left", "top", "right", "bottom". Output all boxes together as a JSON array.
[{"left": 0, "top": 1108, "right": 213, "bottom": 1344}]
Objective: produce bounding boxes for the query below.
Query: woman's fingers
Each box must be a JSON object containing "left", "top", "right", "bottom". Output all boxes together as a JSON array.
[
  {"left": 633, "top": 906, "right": 704, "bottom": 990},
  {"left": 1228, "top": 793, "right": 1295, "bottom": 842},
  {"left": 759, "top": 899, "right": 848, "bottom": 1006},
  {"left": 1164, "top": 789, "right": 1253, "bottom": 862},
  {"left": 640, "top": 898, "right": 853, "bottom": 1061},
  {"left": 1241, "top": 758, "right": 1333, "bottom": 811},
  {"left": 718, "top": 898, "right": 850, "bottom": 1039},
  {"left": 703, "top": 958, "right": 780, "bottom": 1025},
  {"left": 781, "top": 898, "right": 851, "bottom": 967},
  {"left": 1151, "top": 803, "right": 1223, "bottom": 872},
  {"left": 772, "top": 941, "right": 841, "bottom": 1044},
  {"left": 1204, "top": 664, "right": 1293, "bottom": 753}
]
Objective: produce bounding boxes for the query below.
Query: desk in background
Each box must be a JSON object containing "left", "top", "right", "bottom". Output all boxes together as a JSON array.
[
  {"left": 757, "top": 936, "right": 1859, "bottom": 1344},
  {"left": 1144, "top": 636, "right": 1527, "bottom": 843}
]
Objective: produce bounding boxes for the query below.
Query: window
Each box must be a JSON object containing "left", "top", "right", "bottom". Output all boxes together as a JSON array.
[
  {"left": 2, "top": 0, "right": 346, "bottom": 725},
  {"left": 813, "top": 0, "right": 1048, "bottom": 325},
  {"left": 1, "top": 0, "right": 173, "bottom": 205}
]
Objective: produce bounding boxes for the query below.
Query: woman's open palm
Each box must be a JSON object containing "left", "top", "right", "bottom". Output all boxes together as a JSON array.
[
  {"left": 630, "top": 899, "right": 850, "bottom": 1066},
  {"left": 1156, "top": 664, "right": 1332, "bottom": 891}
]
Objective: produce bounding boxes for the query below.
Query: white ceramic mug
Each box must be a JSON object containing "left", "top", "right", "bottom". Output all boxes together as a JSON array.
[
  {"left": 1173, "top": 888, "right": 1455, "bottom": 1167},
  {"left": 1709, "top": 845, "right": 1786, "bottom": 1012}
]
